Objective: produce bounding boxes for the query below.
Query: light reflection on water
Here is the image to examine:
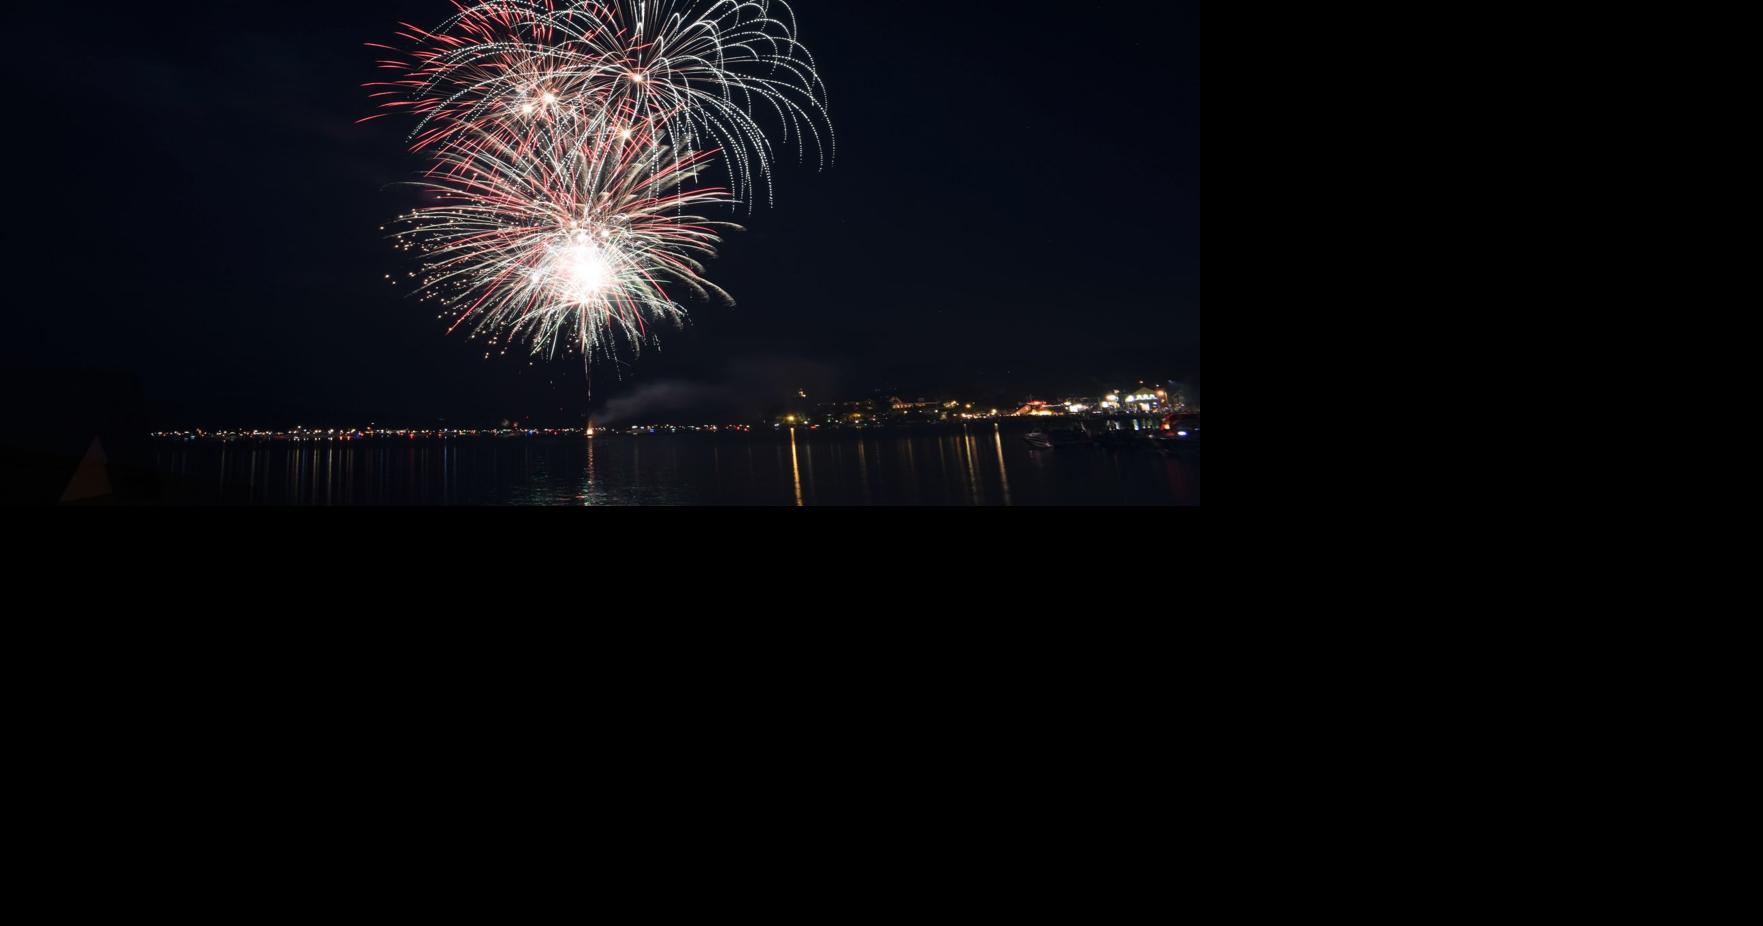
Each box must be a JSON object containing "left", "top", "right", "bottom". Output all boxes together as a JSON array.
[
  {"left": 790, "top": 428, "right": 804, "bottom": 507},
  {"left": 150, "top": 424, "right": 1200, "bottom": 506}
]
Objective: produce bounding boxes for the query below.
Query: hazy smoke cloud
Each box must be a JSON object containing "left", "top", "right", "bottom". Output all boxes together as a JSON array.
[{"left": 594, "top": 356, "right": 840, "bottom": 425}]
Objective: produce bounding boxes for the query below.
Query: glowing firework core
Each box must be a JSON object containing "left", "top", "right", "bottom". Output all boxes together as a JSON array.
[{"left": 551, "top": 233, "right": 616, "bottom": 304}]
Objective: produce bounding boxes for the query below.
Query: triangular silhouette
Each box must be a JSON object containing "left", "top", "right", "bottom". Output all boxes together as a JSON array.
[{"left": 60, "top": 437, "right": 113, "bottom": 503}]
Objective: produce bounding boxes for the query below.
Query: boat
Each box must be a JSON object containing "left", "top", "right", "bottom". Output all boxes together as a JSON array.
[
  {"left": 1152, "top": 414, "right": 1201, "bottom": 456},
  {"left": 1024, "top": 427, "right": 1092, "bottom": 450}
]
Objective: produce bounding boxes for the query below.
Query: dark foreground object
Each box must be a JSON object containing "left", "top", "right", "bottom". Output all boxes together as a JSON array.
[{"left": 1, "top": 371, "right": 160, "bottom": 505}]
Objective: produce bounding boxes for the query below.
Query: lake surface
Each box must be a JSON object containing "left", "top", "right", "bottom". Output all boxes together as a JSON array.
[{"left": 149, "top": 424, "right": 1200, "bottom": 506}]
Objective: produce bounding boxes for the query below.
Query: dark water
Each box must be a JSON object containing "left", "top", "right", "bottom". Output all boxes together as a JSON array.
[{"left": 149, "top": 424, "right": 1200, "bottom": 506}]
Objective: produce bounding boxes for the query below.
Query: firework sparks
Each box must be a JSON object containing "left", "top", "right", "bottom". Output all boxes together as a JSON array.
[
  {"left": 393, "top": 122, "right": 737, "bottom": 364},
  {"left": 367, "top": 1, "right": 830, "bottom": 373},
  {"left": 367, "top": 0, "right": 833, "bottom": 205}
]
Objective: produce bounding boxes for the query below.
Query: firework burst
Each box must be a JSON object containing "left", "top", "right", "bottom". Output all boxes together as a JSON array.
[
  {"left": 367, "top": 1, "right": 830, "bottom": 374},
  {"left": 392, "top": 120, "right": 737, "bottom": 364},
  {"left": 366, "top": 0, "right": 832, "bottom": 205}
]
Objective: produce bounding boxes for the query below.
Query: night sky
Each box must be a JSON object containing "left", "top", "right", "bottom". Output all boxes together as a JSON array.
[{"left": 3, "top": 1, "right": 1199, "bottom": 427}]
